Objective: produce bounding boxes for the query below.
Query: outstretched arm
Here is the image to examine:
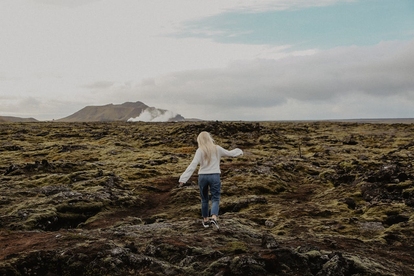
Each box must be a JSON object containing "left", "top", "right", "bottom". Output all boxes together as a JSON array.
[
  {"left": 217, "top": 146, "right": 243, "bottom": 157},
  {"left": 178, "top": 149, "right": 201, "bottom": 184}
]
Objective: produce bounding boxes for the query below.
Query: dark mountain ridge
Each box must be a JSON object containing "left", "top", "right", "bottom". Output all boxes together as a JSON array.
[{"left": 57, "top": 101, "right": 185, "bottom": 122}]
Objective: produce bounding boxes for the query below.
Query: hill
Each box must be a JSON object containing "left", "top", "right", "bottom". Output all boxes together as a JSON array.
[
  {"left": 57, "top": 101, "right": 185, "bottom": 122},
  {"left": 0, "top": 116, "right": 38, "bottom": 123}
]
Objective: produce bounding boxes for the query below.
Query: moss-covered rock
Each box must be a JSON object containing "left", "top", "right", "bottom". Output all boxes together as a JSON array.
[{"left": 0, "top": 121, "right": 413, "bottom": 275}]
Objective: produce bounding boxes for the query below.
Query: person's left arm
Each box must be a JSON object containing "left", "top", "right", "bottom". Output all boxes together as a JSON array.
[{"left": 217, "top": 146, "right": 243, "bottom": 157}]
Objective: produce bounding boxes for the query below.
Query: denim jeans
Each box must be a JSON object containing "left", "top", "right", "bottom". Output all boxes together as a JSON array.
[{"left": 198, "top": 173, "right": 221, "bottom": 218}]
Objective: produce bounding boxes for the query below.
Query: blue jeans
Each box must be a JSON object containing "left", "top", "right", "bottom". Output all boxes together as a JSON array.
[{"left": 198, "top": 174, "right": 221, "bottom": 218}]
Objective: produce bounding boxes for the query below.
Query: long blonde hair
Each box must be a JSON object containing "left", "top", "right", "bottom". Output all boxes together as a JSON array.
[{"left": 197, "top": 131, "right": 217, "bottom": 165}]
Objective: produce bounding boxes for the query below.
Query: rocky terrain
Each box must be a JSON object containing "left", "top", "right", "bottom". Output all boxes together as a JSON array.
[{"left": 0, "top": 121, "right": 413, "bottom": 275}]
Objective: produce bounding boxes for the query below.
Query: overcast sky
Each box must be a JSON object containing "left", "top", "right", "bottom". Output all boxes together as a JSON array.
[{"left": 1, "top": 0, "right": 414, "bottom": 121}]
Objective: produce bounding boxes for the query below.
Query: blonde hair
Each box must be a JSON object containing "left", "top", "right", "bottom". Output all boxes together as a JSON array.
[{"left": 197, "top": 131, "right": 217, "bottom": 165}]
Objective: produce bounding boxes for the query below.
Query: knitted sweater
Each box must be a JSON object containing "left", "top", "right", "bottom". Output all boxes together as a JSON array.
[{"left": 179, "top": 145, "right": 243, "bottom": 183}]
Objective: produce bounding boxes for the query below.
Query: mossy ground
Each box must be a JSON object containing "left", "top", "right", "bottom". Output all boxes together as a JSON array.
[{"left": 0, "top": 121, "right": 413, "bottom": 275}]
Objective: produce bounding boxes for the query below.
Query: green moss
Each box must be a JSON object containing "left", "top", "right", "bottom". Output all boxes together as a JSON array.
[
  {"left": 219, "top": 241, "right": 248, "bottom": 254},
  {"left": 61, "top": 232, "right": 87, "bottom": 241}
]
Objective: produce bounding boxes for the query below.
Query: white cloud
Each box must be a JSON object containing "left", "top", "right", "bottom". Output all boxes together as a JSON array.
[
  {"left": 114, "top": 40, "right": 414, "bottom": 120},
  {"left": 33, "top": 0, "right": 102, "bottom": 8},
  {"left": 0, "top": 0, "right": 292, "bottom": 85}
]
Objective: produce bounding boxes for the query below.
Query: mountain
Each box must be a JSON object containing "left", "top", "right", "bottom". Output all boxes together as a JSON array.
[
  {"left": 0, "top": 116, "right": 38, "bottom": 123},
  {"left": 57, "top": 101, "right": 185, "bottom": 122}
]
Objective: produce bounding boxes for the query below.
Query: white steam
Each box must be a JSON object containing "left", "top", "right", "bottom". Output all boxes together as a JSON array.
[{"left": 128, "top": 108, "right": 177, "bottom": 122}]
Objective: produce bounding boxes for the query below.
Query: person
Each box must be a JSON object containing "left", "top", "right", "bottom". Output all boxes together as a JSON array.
[{"left": 179, "top": 131, "right": 243, "bottom": 229}]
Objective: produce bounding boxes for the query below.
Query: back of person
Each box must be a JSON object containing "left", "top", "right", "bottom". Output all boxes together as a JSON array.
[{"left": 179, "top": 131, "right": 243, "bottom": 228}]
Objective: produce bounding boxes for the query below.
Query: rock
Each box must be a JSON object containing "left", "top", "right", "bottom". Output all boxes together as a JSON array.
[{"left": 261, "top": 233, "right": 279, "bottom": 249}]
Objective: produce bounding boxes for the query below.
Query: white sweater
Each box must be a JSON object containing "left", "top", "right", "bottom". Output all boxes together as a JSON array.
[{"left": 179, "top": 146, "right": 243, "bottom": 183}]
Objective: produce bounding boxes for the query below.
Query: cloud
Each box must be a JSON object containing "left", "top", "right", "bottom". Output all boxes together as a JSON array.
[
  {"left": 0, "top": 96, "right": 83, "bottom": 120},
  {"left": 146, "top": 41, "right": 413, "bottom": 99},
  {"left": 33, "top": 0, "right": 102, "bottom": 8},
  {"left": 82, "top": 81, "right": 115, "bottom": 89},
  {"left": 0, "top": 1, "right": 294, "bottom": 86},
  {"left": 115, "top": 40, "right": 414, "bottom": 120}
]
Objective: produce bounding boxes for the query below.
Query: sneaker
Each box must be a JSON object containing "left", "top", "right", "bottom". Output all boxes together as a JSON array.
[
  {"left": 202, "top": 221, "right": 210, "bottom": 228},
  {"left": 210, "top": 218, "right": 219, "bottom": 229}
]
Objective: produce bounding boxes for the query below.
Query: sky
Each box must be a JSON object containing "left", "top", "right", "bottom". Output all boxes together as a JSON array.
[{"left": 1, "top": 0, "right": 414, "bottom": 121}]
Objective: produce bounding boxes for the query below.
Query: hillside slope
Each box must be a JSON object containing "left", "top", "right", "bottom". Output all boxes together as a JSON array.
[
  {"left": 58, "top": 101, "right": 184, "bottom": 122},
  {"left": 0, "top": 116, "right": 38, "bottom": 122}
]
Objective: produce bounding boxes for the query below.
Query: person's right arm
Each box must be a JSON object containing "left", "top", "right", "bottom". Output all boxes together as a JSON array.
[{"left": 178, "top": 149, "right": 201, "bottom": 184}]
